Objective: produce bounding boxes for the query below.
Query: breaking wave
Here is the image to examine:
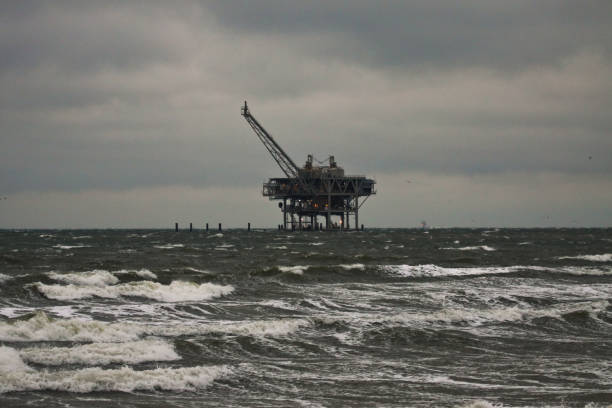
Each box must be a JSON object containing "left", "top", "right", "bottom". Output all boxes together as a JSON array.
[
  {"left": 19, "top": 339, "right": 180, "bottom": 366},
  {"left": 0, "top": 311, "right": 309, "bottom": 343},
  {"left": 0, "top": 353, "right": 229, "bottom": 393},
  {"left": 0, "top": 311, "right": 144, "bottom": 342},
  {"left": 34, "top": 280, "right": 234, "bottom": 302}
]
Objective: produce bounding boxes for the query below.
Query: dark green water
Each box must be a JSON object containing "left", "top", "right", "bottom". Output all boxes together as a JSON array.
[{"left": 0, "top": 228, "right": 611, "bottom": 407}]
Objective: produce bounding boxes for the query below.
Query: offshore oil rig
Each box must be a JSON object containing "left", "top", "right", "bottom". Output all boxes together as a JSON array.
[{"left": 241, "top": 101, "right": 376, "bottom": 230}]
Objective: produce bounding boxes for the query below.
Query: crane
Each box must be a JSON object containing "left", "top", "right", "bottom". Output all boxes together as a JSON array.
[{"left": 241, "top": 101, "right": 299, "bottom": 178}]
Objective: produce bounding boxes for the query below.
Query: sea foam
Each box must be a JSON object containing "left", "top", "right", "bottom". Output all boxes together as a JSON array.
[
  {"left": 381, "top": 264, "right": 519, "bottom": 278},
  {"left": 0, "top": 346, "right": 31, "bottom": 373},
  {"left": 382, "top": 263, "right": 612, "bottom": 278}
]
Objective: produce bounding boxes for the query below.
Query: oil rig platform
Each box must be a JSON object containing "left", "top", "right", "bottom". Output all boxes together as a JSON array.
[{"left": 241, "top": 101, "right": 376, "bottom": 230}]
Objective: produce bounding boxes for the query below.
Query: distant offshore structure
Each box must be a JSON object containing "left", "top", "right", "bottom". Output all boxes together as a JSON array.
[{"left": 241, "top": 101, "right": 376, "bottom": 231}]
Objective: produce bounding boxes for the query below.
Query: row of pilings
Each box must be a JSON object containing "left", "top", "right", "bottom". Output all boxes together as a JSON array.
[{"left": 174, "top": 222, "right": 242, "bottom": 232}]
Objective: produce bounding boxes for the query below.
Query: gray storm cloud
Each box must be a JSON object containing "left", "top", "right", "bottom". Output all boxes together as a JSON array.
[{"left": 0, "top": 1, "right": 610, "bottom": 227}]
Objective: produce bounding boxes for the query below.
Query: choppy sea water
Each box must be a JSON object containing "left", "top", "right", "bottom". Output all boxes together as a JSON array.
[{"left": 0, "top": 228, "right": 610, "bottom": 407}]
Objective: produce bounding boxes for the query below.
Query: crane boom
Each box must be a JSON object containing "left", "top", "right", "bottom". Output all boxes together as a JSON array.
[{"left": 241, "top": 101, "right": 299, "bottom": 178}]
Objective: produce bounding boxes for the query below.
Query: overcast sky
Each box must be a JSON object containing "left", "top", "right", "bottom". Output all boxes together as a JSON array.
[{"left": 1, "top": 1, "right": 611, "bottom": 228}]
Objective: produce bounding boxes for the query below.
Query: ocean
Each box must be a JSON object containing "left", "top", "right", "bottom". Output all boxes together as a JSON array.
[{"left": 0, "top": 228, "right": 610, "bottom": 407}]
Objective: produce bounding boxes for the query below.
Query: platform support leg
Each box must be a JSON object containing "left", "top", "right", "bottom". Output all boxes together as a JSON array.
[
  {"left": 283, "top": 198, "right": 287, "bottom": 230},
  {"left": 355, "top": 195, "right": 359, "bottom": 231}
]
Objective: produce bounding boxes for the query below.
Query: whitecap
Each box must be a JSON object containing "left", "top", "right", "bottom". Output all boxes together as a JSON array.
[
  {"left": 19, "top": 339, "right": 180, "bottom": 366},
  {"left": 113, "top": 268, "right": 157, "bottom": 280},
  {"left": 47, "top": 270, "right": 119, "bottom": 286},
  {"left": 278, "top": 265, "right": 310, "bottom": 275},
  {"left": 216, "top": 243, "right": 234, "bottom": 248},
  {"left": 208, "top": 318, "right": 309, "bottom": 337},
  {"left": 53, "top": 244, "right": 90, "bottom": 250},
  {"left": 441, "top": 245, "right": 496, "bottom": 251},
  {"left": 0, "top": 363, "right": 229, "bottom": 393},
  {"left": 458, "top": 400, "right": 504, "bottom": 408},
  {"left": 557, "top": 253, "right": 612, "bottom": 262},
  {"left": 0, "top": 273, "right": 12, "bottom": 283},
  {"left": 526, "top": 265, "right": 612, "bottom": 276},
  {"left": 153, "top": 244, "right": 184, "bottom": 249},
  {"left": 185, "top": 267, "right": 211, "bottom": 274},
  {"left": 34, "top": 280, "right": 234, "bottom": 302},
  {"left": 338, "top": 264, "right": 366, "bottom": 270}
]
